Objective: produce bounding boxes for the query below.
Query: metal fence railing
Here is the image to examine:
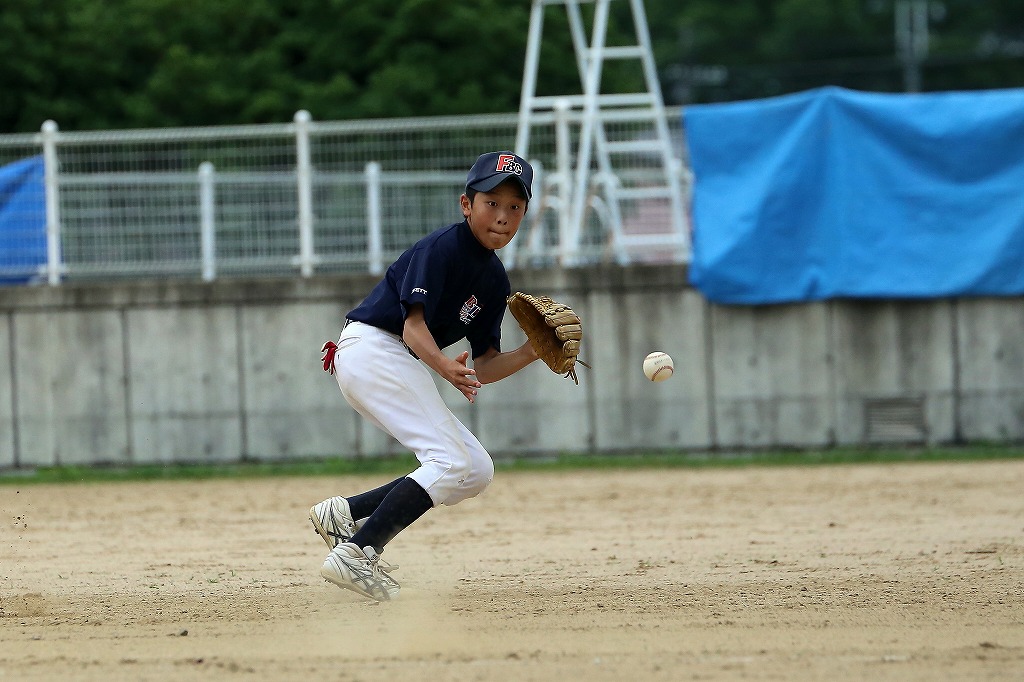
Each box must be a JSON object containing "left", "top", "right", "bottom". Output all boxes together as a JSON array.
[{"left": 0, "top": 109, "right": 690, "bottom": 286}]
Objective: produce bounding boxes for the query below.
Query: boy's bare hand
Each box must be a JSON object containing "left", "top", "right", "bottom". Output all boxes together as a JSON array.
[{"left": 443, "top": 350, "right": 482, "bottom": 402}]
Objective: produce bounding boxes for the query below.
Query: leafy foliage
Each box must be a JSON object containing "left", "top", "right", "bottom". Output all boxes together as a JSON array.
[{"left": 2, "top": 0, "right": 1022, "bottom": 132}]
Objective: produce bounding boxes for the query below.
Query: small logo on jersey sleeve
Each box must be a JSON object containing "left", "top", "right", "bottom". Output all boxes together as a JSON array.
[
  {"left": 411, "top": 287, "right": 428, "bottom": 296},
  {"left": 495, "top": 154, "right": 524, "bottom": 176},
  {"left": 459, "top": 295, "right": 482, "bottom": 324}
]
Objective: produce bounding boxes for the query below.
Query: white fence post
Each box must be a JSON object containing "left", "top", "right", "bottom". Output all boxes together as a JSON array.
[
  {"left": 524, "top": 160, "right": 547, "bottom": 260},
  {"left": 199, "top": 162, "right": 216, "bottom": 282},
  {"left": 554, "top": 98, "right": 574, "bottom": 265},
  {"left": 294, "top": 110, "right": 315, "bottom": 277},
  {"left": 41, "top": 120, "right": 62, "bottom": 286},
  {"left": 365, "top": 162, "right": 384, "bottom": 276},
  {"left": 3, "top": 109, "right": 688, "bottom": 281}
]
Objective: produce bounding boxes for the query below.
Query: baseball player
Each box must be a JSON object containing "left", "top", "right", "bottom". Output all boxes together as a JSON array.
[{"left": 310, "top": 151, "right": 539, "bottom": 601}]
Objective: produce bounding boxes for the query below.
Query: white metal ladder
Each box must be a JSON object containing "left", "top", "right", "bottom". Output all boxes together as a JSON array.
[{"left": 512, "top": 0, "right": 690, "bottom": 267}]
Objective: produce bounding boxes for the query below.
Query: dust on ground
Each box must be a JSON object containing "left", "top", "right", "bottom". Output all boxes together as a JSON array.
[{"left": 2, "top": 460, "right": 1023, "bottom": 681}]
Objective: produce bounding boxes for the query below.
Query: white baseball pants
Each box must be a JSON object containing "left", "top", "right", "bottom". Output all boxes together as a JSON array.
[{"left": 331, "top": 321, "right": 494, "bottom": 507}]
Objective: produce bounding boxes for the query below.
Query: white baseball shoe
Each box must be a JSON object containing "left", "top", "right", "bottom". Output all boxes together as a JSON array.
[
  {"left": 321, "top": 543, "right": 401, "bottom": 602},
  {"left": 309, "top": 496, "right": 359, "bottom": 549}
]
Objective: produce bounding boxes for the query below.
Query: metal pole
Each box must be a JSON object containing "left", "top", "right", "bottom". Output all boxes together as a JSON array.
[
  {"left": 568, "top": 0, "right": 612, "bottom": 265},
  {"left": 524, "top": 160, "right": 546, "bottom": 261},
  {"left": 913, "top": 0, "right": 930, "bottom": 83},
  {"left": 199, "top": 162, "right": 216, "bottom": 282},
  {"left": 365, "top": 162, "right": 383, "bottom": 276},
  {"left": 41, "top": 120, "right": 62, "bottom": 286},
  {"left": 294, "top": 110, "right": 315, "bottom": 277},
  {"left": 515, "top": 0, "right": 546, "bottom": 157},
  {"left": 896, "top": 0, "right": 929, "bottom": 93},
  {"left": 554, "top": 98, "right": 573, "bottom": 265}
]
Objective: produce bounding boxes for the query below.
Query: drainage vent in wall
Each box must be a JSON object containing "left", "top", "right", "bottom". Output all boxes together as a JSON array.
[{"left": 864, "top": 397, "right": 926, "bottom": 443}]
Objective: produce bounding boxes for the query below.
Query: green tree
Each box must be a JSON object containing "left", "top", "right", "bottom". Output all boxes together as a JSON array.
[
  {"left": 1, "top": 0, "right": 1022, "bottom": 132},
  {"left": 649, "top": 0, "right": 1024, "bottom": 103}
]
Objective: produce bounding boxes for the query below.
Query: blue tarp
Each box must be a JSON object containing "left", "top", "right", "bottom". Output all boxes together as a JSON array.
[
  {"left": 683, "top": 86, "right": 1024, "bottom": 304},
  {"left": 0, "top": 155, "right": 47, "bottom": 285}
]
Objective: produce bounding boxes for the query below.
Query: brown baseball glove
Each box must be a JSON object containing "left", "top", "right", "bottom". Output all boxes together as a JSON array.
[{"left": 507, "top": 292, "right": 590, "bottom": 384}]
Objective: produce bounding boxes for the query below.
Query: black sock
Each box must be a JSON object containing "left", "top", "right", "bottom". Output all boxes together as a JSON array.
[
  {"left": 347, "top": 477, "right": 405, "bottom": 520},
  {"left": 350, "top": 477, "right": 433, "bottom": 554}
]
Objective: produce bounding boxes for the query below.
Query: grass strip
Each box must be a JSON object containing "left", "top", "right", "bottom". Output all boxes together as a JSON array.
[{"left": 1, "top": 445, "right": 1021, "bottom": 485}]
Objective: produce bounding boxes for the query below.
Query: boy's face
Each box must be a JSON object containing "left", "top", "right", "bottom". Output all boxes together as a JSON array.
[{"left": 461, "top": 179, "right": 528, "bottom": 251}]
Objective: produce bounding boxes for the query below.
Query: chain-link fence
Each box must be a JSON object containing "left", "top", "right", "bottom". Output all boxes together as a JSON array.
[{"left": 0, "top": 109, "right": 690, "bottom": 286}]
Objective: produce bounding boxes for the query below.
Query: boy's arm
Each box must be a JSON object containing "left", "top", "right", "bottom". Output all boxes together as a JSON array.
[
  {"left": 402, "top": 304, "right": 483, "bottom": 403},
  {"left": 471, "top": 341, "right": 538, "bottom": 385}
]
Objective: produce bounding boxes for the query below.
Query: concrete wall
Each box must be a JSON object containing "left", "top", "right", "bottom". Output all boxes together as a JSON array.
[{"left": 1, "top": 266, "right": 1021, "bottom": 467}]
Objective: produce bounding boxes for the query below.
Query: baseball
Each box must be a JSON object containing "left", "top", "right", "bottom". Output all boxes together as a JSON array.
[{"left": 643, "top": 351, "right": 674, "bottom": 382}]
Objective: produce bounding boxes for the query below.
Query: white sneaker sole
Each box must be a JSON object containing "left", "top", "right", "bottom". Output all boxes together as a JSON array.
[{"left": 309, "top": 506, "right": 336, "bottom": 548}]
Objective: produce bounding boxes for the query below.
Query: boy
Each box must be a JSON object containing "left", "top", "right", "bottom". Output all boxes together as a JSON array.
[{"left": 311, "top": 151, "right": 539, "bottom": 601}]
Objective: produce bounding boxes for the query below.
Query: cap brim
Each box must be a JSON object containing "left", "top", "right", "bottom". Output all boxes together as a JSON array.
[{"left": 469, "top": 173, "right": 531, "bottom": 199}]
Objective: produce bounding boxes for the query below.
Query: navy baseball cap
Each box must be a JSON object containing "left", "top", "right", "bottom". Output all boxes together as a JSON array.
[{"left": 466, "top": 151, "right": 533, "bottom": 200}]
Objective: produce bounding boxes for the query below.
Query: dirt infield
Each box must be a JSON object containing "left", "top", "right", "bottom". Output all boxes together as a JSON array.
[{"left": 2, "top": 459, "right": 1023, "bottom": 681}]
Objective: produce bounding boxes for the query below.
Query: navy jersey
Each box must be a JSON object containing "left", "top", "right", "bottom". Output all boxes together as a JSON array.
[{"left": 347, "top": 221, "right": 510, "bottom": 358}]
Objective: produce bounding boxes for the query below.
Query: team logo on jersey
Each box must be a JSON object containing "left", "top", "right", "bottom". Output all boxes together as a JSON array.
[
  {"left": 459, "top": 295, "right": 482, "bottom": 324},
  {"left": 411, "top": 287, "right": 428, "bottom": 295},
  {"left": 495, "top": 154, "right": 524, "bottom": 176}
]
